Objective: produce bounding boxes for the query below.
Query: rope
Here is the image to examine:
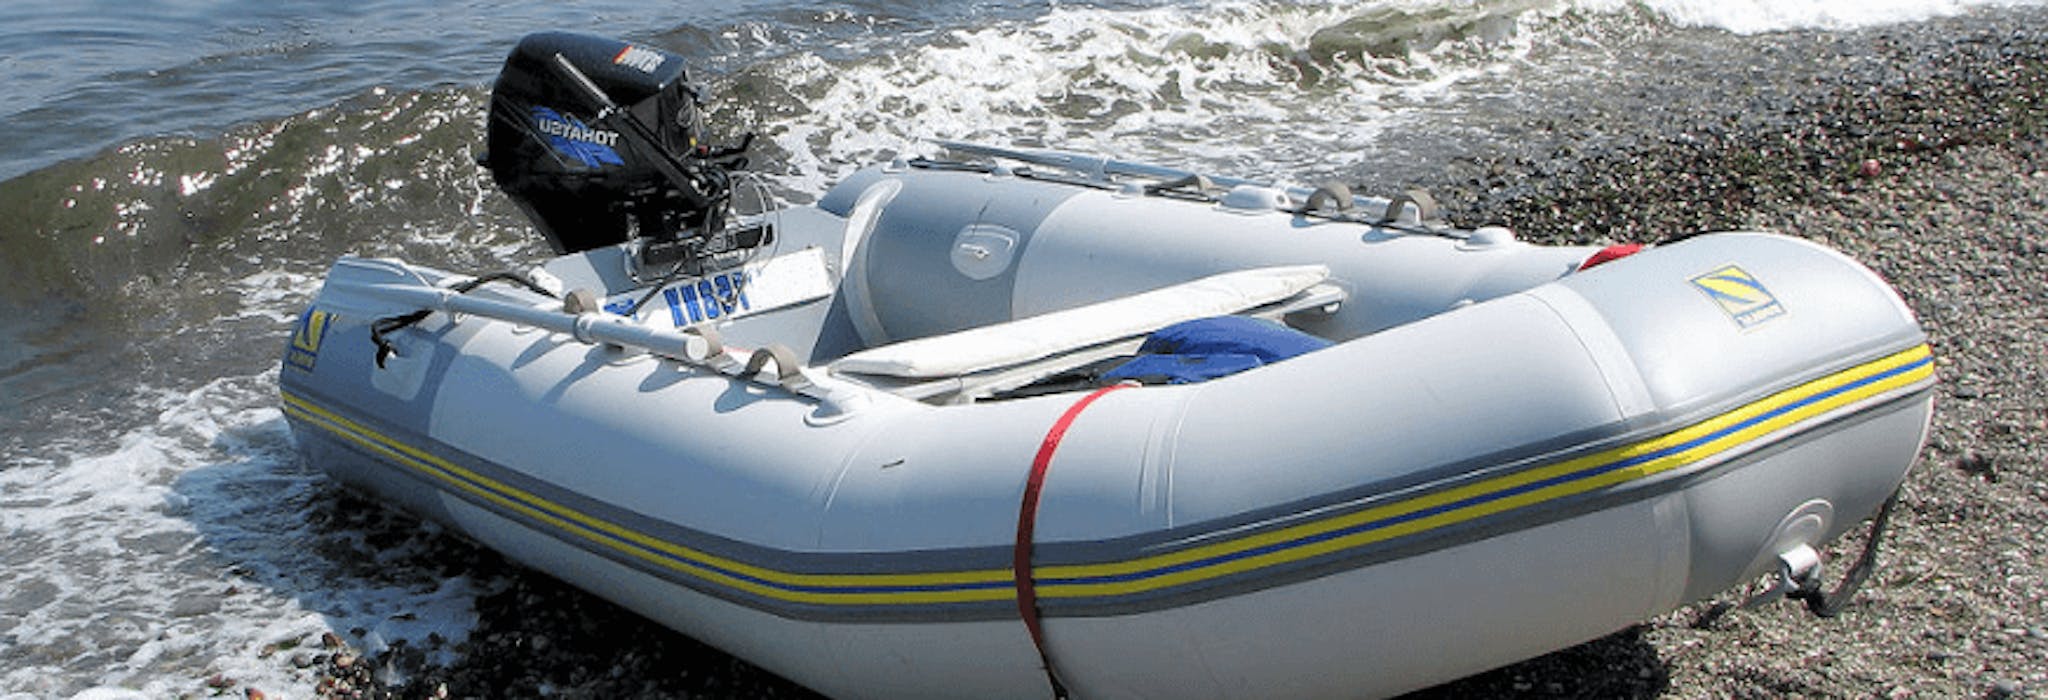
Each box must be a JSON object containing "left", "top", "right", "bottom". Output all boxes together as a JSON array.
[{"left": 370, "top": 271, "right": 556, "bottom": 368}]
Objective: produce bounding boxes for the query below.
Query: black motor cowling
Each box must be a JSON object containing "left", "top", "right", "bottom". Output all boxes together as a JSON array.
[{"left": 485, "top": 32, "right": 722, "bottom": 256}]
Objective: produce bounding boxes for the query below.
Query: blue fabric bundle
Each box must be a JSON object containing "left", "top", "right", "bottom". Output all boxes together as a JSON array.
[
  {"left": 1099, "top": 353, "right": 1265, "bottom": 385},
  {"left": 1101, "top": 317, "right": 1331, "bottom": 385}
]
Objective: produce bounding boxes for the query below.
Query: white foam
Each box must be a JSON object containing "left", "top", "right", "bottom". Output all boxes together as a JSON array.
[
  {"left": 0, "top": 370, "right": 486, "bottom": 698},
  {"left": 227, "top": 270, "right": 320, "bottom": 324},
  {"left": 748, "top": 0, "right": 2048, "bottom": 198},
  {"left": 755, "top": 1, "right": 1533, "bottom": 192},
  {"left": 1580, "top": 0, "right": 2045, "bottom": 33}
]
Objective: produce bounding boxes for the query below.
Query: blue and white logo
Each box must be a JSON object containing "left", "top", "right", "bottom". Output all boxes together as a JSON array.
[
  {"left": 531, "top": 106, "right": 623, "bottom": 169},
  {"left": 1691, "top": 265, "right": 1786, "bottom": 328}
]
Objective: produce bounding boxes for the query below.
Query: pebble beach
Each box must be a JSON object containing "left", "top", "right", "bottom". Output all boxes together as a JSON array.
[{"left": 1421, "top": 9, "right": 2048, "bottom": 698}]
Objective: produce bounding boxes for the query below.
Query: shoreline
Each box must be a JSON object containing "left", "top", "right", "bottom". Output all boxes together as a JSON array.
[{"left": 295, "top": 9, "right": 2048, "bottom": 699}]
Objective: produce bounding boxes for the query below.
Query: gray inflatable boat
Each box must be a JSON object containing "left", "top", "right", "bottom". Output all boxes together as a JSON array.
[{"left": 279, "top": 33, "right": 1935, "bottom": 699}]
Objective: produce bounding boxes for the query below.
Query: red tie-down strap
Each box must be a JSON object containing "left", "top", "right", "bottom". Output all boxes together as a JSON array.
[
  {"left": 1578, "top": 243, "right": 1645, "bottom": 271},
  {"left": 1014, "top": 384, "right": 1132, "bottom": 699}
]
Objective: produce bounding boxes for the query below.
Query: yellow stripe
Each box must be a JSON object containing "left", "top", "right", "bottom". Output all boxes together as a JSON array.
[
  {"left": 281, "top": 343, "right": 1932, "bottom": 607},
  {"left": 1034, "top": 344, "right": 1933, "bottom": 591},
  {"left": 282, "top": 393, "right": 1015, "bottom": 603}
]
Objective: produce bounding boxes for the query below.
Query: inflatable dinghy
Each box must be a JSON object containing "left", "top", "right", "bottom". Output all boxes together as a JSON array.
[{"left": 280, "top": 33, "right": 1935, "bottom": 699}]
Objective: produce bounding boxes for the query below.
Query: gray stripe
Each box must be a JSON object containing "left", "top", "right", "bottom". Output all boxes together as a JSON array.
[{"left": 284, "top": 352, "right": 1930, "bottom": 622}]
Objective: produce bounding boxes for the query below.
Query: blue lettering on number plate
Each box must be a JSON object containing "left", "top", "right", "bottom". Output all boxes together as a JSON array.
[
  {"left": 681, "top": 282, "right": 703, "bottom": 320},
  {"left": 697, "top": 280, "right": 719, "bottom": 320},
  {"left": 661, "top": 288, "right": 685, "bottom": 326},
  {"left": 662, "top": 270, "right": 755, "bottom": 326}
]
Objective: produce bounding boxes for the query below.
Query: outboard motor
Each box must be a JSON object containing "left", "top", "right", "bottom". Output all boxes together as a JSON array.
[{"left": 484, "top": 32, "right": 754, "bottom": 270}]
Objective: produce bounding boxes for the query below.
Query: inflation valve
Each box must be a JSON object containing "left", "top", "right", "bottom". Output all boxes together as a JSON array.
[
  {"left": 1785, "top": 490, "right": 1902, "bottom": 618},
  {"left": 1703, "top": 491, "right": 1892, "bottom": 622},
  {"left": 1700, "top": 490, "right": 1902, "bottom": 626},
  {"left": 1737, "top": 543, "right": 1824, "bottom": 613}
]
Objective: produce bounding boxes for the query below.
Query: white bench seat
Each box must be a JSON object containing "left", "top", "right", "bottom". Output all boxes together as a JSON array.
[{"left": 831, "top": 265, "right": 1331, "bottom": 379}]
